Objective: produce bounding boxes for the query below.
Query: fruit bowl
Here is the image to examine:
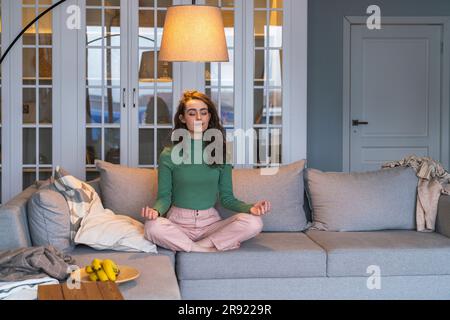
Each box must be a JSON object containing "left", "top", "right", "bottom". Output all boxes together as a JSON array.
[{"left": 77, "top": 265, "right": 140, "bottom": 284}]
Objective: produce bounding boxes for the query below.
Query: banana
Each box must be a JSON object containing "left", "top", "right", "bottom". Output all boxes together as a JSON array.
[
  {"left": 89, "top": 272, "right": 99, "bottom": 282},
  {"left": 85, "top": 265, "right": 94, "bottom": 274},
  {"left": 96, "top": 269, "right": 109, "bottom": 282},
  {"left": 91, "top": 258, "right": 103, "bottom": 271},
  {"left": 101, "top": 259, "right": 117, "bottom": 282}
]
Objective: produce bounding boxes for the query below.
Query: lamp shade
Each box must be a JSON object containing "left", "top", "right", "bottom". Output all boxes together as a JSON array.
[{"left": 159, "top": 5, "right": 229, "bottom": 62}]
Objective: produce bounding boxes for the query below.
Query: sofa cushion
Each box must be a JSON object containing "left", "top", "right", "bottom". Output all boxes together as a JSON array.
[
  {"left": 71, "top": 245, "right": 180, "bottom": 300},
  {"left": 27, "top": 183, "right": 73, "bottom": 253},
  {"left": 95, "top": 160, "right": 158, "bottom": 223},
  {"left": 306, "top": 230, "right": 450, "bottom": 277},
  {"left": 216, "top": 160, "right": 309, "bottom": 231},
  {"left": 176, "top": 232, "right": 326, "bottom": 280},
  {"left": 305, "top": 166, "right": 418, "bottom": 231}
]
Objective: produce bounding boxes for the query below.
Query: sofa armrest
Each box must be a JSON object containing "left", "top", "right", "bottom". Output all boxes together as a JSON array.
[
  {"left": 436, "top": 195, "right": 450, "bottom": 238},
  {"left": 0, "top": 185, "right": 38, "bottom": 250}
]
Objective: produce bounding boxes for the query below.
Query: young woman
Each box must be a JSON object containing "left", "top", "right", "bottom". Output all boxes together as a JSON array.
[{"left": 142, "top": 90, "right": 271, "bottom": 252}]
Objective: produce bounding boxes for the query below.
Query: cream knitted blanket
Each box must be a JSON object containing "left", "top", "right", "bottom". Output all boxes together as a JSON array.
[{"left": 382, "top": 155, "right": 450, "bottom": 232}]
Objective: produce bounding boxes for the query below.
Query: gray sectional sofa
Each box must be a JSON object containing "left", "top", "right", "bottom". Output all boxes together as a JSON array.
[{"left": 2, "top": 164, "right": 450, "bottom": 300}]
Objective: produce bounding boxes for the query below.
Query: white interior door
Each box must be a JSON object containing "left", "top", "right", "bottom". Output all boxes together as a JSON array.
[{"left": 349, "top": 24, "right": 442, "bottom": 172}]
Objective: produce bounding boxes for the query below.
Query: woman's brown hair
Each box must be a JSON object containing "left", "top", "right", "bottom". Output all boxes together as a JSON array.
[{"left": 169, "top": 90, "right": 227, "bottom": 167}]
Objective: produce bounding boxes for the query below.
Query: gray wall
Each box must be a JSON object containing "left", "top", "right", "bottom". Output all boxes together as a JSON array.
[{"left": 307, "top": 0, "right": 450, "bottom": 171}]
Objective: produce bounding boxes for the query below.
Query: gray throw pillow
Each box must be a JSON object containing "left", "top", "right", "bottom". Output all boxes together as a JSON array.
[
  {"left": 304, "top": 166, "right": 418, "bottom": 231},
  {"left": 27, "top": 181, "right": 74, "bottom": 253},
  {"left": 95, "top": 160, "right": 157, "bottom": 223},
  {"left": 215, "top": 160, "right": 309, "bottom": 231}
]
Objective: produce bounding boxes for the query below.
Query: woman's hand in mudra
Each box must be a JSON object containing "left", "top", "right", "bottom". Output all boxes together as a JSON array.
[
  {"left": 141, "top": 206, "right": 159, "bottom": 220},
  {"left": 249, "top": 200, "right": 271, "bottom": 216}
]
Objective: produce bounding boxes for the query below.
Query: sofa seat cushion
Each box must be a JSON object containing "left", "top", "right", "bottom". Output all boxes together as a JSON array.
[
  {"left": 176, "top": 233, "right": 327, "bottom": 280},
  {"left": 306, "top": 230, "right": 450, "bottom": 277},
  {"left": 71, "top": 245, "right": 179, "bottom": 300}
]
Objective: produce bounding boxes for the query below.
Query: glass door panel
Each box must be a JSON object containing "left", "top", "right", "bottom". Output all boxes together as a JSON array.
[
  {"left": 85, "top": 0, "right": 124, "bottom": 179},
  {"left": 22, "top": 0, "right": 53, "bottom": 189},
  {"left": 136, "top": 0, "right": 173, "bottom": 168}
]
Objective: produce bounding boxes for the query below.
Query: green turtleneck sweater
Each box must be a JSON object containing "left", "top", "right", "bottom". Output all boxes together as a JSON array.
[{"left": 152, "top": 140, "right": 254, "bottom": 216}]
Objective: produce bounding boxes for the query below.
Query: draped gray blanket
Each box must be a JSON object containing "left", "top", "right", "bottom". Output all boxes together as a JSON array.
[
  {"left": 0, "top": 246, "right": 75, "bottom": 282},
  {"left": 382, "top": 155, "right": 450, "bottom": 232}
]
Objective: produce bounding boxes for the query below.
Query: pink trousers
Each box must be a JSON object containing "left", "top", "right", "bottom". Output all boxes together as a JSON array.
[{"left": 144, "top": 206, "right": 263, "bottom": 252}]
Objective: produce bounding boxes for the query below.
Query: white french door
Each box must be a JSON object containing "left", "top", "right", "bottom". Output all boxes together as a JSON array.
[
  {"left": 84, "top": 0, "right": 179, "bottom": 180},
  {"left": 0, "top": 0, "right": 307, "bottom": 202},
  {"left": 84, "top": 0, "right": 129, "bottom": 180}
]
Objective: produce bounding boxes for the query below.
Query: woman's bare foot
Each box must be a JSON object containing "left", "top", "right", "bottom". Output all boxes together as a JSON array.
[{"left": 190, "top": 243, "right": 217, "bottom": 252}]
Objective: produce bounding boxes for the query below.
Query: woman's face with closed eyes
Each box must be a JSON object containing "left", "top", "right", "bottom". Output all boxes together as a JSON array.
[{"left": 179, "top": 99, "right": 211, "bottom": 138}]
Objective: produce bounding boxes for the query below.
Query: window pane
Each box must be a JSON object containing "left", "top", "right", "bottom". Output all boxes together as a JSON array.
[
  {"left": 39, "top": 88, "right": 52, "bottom": 124},
  {"left": 23, "top": 128, "right": 36, "bottom": 165},
  {"left": 207, "top": 62, "right": 219, "bottom": 87},
  {"left": 155, "top": 11, "right": 166, "bottom": 46},
  {"left": 254, "top": 0, "right": 267, "bottom": 8},
  {"left": 157, "top": 52, "right": 172, "bottom": 80},
  {"left": 221, "top": 88, "right": 234, "bottom": 125},
  {"left": 23, "top": 48, "right": 36, "bottom": 85},
  {"left": 39, "top": 128, "right": 52, "bottom": 164},
  {"left": 38, "top": 8, "right": 52, "bottom": 45},
  {"left": 269, "top": 88, "right": 282, "bottom": 125},
  {"left": 86, "top": 0, "right": 102, "bottom": 6},
  {"left": 269, "top": 11, "right": 282, "bottom": 47},
  {"left": 105, "top": 48, "right": 120, "bottom": 86},
  {"left": 271, "top": 0, "right": 283, "bottom": 9},
  {"left": 254, "top": 11, "right": 267, "bottom": 47},
  {"left": 86, "top": 87, "right": 102, "bottom": 124},
  {"left": 139, "top": 129, "right": 154, "bottom": 165},
  {"left": 269, "top": 49, "right": 282, "bottom": 86},
  {"left": 205, "top": 0, "right": 219, "bottom": 5},
  {"left": 157, "top": 89, "right": 172, "bottom": 125},
  {"left": 138, "top": 49, "right": 155, "bottom": 85},
  {"left": 222, "top": 10, "right": 234, "bottom": 48},
  {"left": 139, "top": 9, "right": 155, "bottom": 47},
  {"left": 105, "top": 128, "right": 120, "bottom": 164},
  {"left": 86, "top": 48, "right": 102, "bottom": 86},
  {"left": 139, "top": 0, "right": 154, "bottom": 7},
  {"left": 254, "top": 128, "right": 268, "bottom": 165},
  {"left": 138, "top": 89, "right": 155, "bottom": 125},
  {"left": 254, "top": 49, "right": 265, "bottom": 86},
  {"left": 38, "top": 48, "right": 52, "bottom": 85},
  {"left": 105, "top": 0, "right": 120, "bottom": 6},
  {"left": 23, "top": 8, "right": 36, "bottom": 45},
  {"left": 86, "top": 128, "right": 101, "bottom": 165},
  {"left": 157, "top": 0, "right": 172, "bottom": 8},
  {"left": 105, "top": 8, "right": 120, "bottom": 46},
  {"left": 269, "top": 128, "right": 281, "bottom": 164},
  {"left": 104, "top": 88, "right": 120, "bottom": 124},
  {"left": 23, "top": 169, "right": 36, "bottom": 190},
  {"left": 86, "top": 170, "right": 100, "bottom": 181},
  {"left": 222, "top": 0, "right": 234, "bottom": 8},
  {"left": 86, "top": 9, "right": 102, "bottom": 46},
  {"left": 23, "top": 88, "right": 36, "bottom": 124},
  {"left": 206, "top": 87, "right": 219, "bottom": 111},
  {"left": 221, "top": 49, "right": 234, "bottom": 86},
  {"left": 254, "top": 88, "right": 265, "bottom": 124},
  {"left": 39, "top": 169, "right": 52, "bottom": 181},
  {"left": 157, "top": 129, "right": 172, "bottom": 159}
]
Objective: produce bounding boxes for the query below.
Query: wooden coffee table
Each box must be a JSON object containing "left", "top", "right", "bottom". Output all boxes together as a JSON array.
[{"left": 38, "top": 281, "right": 124, "bottom": 300}]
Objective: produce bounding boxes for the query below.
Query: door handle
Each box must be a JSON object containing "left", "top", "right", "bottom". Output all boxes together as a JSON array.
[
  {"left": 352, "top": 119, "right": 369, "bottom": 126},
  {"left": 122, "top": 88, "right": 126, "bottom": 108},
  {"left": 133, "top": 88, "right": 136, "bottom": 108}
]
